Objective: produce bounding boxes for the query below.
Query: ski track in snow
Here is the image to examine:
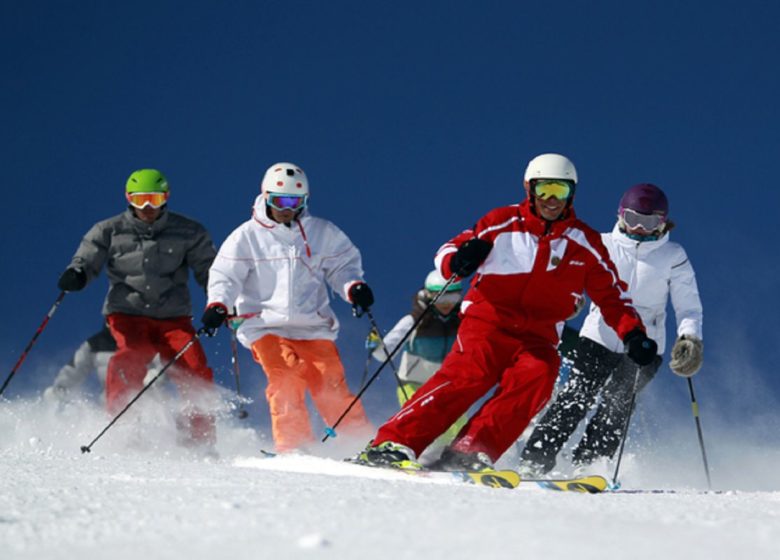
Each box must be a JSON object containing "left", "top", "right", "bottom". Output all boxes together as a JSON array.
[{"left": 2, "top": 398, "right": 780, "bottom": 560}]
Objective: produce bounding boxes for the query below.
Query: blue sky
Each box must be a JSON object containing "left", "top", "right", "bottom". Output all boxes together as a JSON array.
[{"left": 2, "top": 2, "right": 779, "bottom": 445}]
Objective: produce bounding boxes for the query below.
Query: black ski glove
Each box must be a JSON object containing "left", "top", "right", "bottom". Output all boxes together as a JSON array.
[
  {"left": 623, "top": 328, "right": 658, "bottom": 366},
  {"left": 201, "top": 303, "right": 228, "bottom": 334},
  {"left": 57, "top": 268, "right": 87, "bottom": 292},
  {"left": 349, "top": 282, "right": 374, "bottom": 315},
  {"left": 449, "top": 238, "right": 493, "bottom": 277}
]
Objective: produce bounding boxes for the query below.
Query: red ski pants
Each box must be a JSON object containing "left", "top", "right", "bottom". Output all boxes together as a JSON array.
[
  {"left": 374, "top": 316, "right": 559, "bottom": 462},
  {"left": 106, "top": 313, "right": 215, "bottom": 443},
  {"left": 251, "top": 335, "right": 373, "bottom": 452}
]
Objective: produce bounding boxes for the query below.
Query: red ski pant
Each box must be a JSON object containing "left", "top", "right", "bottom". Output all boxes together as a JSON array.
[
  {"left": 374, "top": 316, "right": 559, "bottom": 462},
  {"left": 251, "top": 335, "right": 373, "bottom": 452},
  {"left": 106, "top": 313, "right": 216, "bottom": 444}
]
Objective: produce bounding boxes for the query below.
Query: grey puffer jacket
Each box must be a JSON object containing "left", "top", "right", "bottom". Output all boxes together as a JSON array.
[{"left": 68, "top": 208, "right": 217, "bottom": 319}]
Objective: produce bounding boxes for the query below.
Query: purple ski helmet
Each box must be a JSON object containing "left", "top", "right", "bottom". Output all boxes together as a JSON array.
[{"left": 618, "top": 183, "right": 669, "bottom": 216}]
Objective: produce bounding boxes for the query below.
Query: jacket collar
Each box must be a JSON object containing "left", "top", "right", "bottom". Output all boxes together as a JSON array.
[
  {"left": 518, "top": 199, "right": 577, "bottom": 238},
  {"left": 124, "top": 206, "right": 169, "bottom": 235},
  {"left": 611, "top": 222, "right": 670, "bottom": 252}
]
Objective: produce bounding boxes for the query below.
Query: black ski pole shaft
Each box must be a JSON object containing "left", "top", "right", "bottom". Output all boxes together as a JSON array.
[
  {"left": 323, "top": 274, "right": 459, "bottom": 442},
  {"left": 1, "top": 291, "right": 66, "bottom": 398},
  {"left": 229, "top": 319, "right": 248, "bottom": 419},
  {"left": 80, "top": 330, "right": 204, "bottom": 453},
  {"left": 687, "top": 377, "right": 712, "bottom": 490},
  {"left": 365, "top": 310, "right": 410, "bottom": 402},
  {"left": 359, "top": 347, "right": 372, "bottom": 391},
  {"left": 611, "top": 367, "right": 641, "bottom": 487}
]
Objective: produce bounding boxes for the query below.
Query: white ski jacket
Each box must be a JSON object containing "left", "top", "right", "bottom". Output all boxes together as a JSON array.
[
  {"left": 580, "top": 223, "right": 703, "bottom": 355},
  {"left": 207, "top": 197, "right": 366, "bottom": 347}
]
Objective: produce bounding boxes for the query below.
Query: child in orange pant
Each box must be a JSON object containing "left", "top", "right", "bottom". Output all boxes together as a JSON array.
[{"left": 202, "top": 163, "right": 374, "bottom": 452}]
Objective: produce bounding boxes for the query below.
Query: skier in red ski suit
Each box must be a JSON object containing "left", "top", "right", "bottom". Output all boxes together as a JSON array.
[{"left": 358, "top": 153, "right": 658, "bottom": 471}]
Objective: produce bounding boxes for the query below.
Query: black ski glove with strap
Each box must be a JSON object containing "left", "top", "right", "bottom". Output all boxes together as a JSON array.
[
  {"left": 57, "top": 268, "right": 86, "bottom": 292},
  {"left": 201, "top": 303, "right": 228, "bottom": 334},
  {"left": 623, "top": 328, "right": 658, "bottom": 366},
  {"left": 349, "top": 282, "right": 374, "bottom": 315},
  {"left": 449, "top": 238, "right": 493, "bottom": 277}
]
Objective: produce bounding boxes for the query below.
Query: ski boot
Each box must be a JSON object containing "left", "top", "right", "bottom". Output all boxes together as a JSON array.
[
  {"left": 431, "top": 447, "right": 495, "bottom": 472},
  {"left": 354, "top": 441, "right": 423, "bottom": 470}
]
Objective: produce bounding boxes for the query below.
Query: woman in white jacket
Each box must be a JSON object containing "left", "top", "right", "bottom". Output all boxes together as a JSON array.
[
  {"left": 520, "top": 183, "right": 704, "bottom": 474},
  {"left": 201, "top": 163, "right": 374, "bottom": 453}
]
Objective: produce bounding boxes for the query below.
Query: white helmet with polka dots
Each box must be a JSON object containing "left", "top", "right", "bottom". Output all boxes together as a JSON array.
[{"left": 261, "top": 162, "right": 309, "bottom": 196}]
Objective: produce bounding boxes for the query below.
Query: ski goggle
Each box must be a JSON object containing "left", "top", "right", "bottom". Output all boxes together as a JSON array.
[
  {"left": 621, "top": 208, "right": 666, "bottom": 231},
  {"left": 531, "top": 180, "right": 574, "bottom": 200},
  {"left": 266, "top": 193, "right": 308, "bottom": 211},
  {"left": 126, "top": 191, "right": 169, "bottom": 209},
  {"left": 427, "top": 291, "right": 462, "bottom": 306}
]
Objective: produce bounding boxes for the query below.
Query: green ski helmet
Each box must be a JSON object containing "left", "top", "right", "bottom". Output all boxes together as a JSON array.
[
  {"left": 126, "top": 169, "right": 169, "bottom": 194},
  {"left": 424, "top": 270, "right": 462, "bottom": 294}
]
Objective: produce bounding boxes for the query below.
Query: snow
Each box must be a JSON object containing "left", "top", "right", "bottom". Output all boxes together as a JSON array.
[{"left": 2, "top": 395, "right": 780, "bottom": 560}]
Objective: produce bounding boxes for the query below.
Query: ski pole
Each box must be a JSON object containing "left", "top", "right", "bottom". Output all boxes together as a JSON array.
[
  {"left": 228, "top": 315, "right": 249, "bottom": 419},
  {"left": 686, "top": 377, "right": 712, "bottom": 490},
  {"left": 365, "top": 310, "right": 410, "bottom": 402},
  {"left": 1, "top": 291, "right": 66, "bottom": 398},
  {"left": 80, "top": 329, "right": 205, "bottom": 453},
  {"left": 360, "top": 328, "right": 381, "bottom": 391},
  {"left": 611, "top": 366, "right": 641, "bottom": 488},
  {"left": 323, "top": 274, "right": 459, "bottom": 442}
]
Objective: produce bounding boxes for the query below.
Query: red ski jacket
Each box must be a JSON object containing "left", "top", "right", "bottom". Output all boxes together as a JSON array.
[{"left": 435, "top": 200, "right": 644, "bottom": 346}]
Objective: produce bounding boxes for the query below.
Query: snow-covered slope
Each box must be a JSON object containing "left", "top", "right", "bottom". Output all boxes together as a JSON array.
[{"left": 2, "top": 398, "right": 779, "bottom": 560}]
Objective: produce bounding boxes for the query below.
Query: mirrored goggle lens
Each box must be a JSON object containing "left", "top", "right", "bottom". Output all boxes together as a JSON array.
[
  {"left": 622, "top": 208, "right": 665, "bottom": 231},
  {"left": 429, "top": 291, "right": 462, "bottom": 305},
  {"left": 267, "top": 194, "right": 307, "bottom": 211},
  {"left": 532, "top": 180, "right": 573, "bottom": 200},
  {"left": 127, "top": 192, "right": 168, "bottom": 209}
]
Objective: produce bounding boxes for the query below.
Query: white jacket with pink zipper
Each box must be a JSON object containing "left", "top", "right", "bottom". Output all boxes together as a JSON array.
[{"left": 207, "top": 196, "right": 366, "bottom": 347}]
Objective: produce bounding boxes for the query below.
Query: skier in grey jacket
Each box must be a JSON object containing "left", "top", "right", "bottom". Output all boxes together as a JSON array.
[
  {"left": 57, "top": 169, "right": 218, "bottom": 448},
  {"left": 520, "top": 183, "right": 703, "bottom": 475}
]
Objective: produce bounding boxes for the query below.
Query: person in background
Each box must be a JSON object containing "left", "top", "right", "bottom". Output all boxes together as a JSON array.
[
  {"left": 43, "top": 325, "right": 115, "bottom": 402},
  {"left": 57, "top": 169, "right": 218, "bottom": 450},
  {"left": 43, "top": 324, "right": 167, "bottom": 403},
  {"left": 369, "top": 270, "right": 466, "bottom": 455},
  {"left": 519, "top": 183, "right": 703, "bottom": 475},
  {"left": 202, "top": 162, "right": 374, "bottom": 453},
  {"left": 356, "top": 153, "right": 656, "bottom": 472}
]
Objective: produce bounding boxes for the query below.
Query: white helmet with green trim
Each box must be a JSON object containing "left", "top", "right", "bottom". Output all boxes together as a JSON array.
[{"left": 424, "top": 270, "right": 462, "bottom": 293}]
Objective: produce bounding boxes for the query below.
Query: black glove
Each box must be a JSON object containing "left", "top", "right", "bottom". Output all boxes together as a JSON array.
[
  {"left": 349, "top": 282, "right": 374, "bottom": 314},
  {"left": 57, "top": 268, "right": 87, "bottom": 292},
  {"left": 623, "top": 328, "right": 658, "bottom": 366},
  {"left": 201, "top": 303, "right": 228, "bottom": 334},
  {"left": 449, "top": 238, "right": 493, "bottom": 277}
]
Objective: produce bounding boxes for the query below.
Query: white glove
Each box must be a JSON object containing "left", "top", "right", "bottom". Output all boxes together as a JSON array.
[
  {"left": 669, "top": 335, "right": 703, "bottom": 377},
  {"left": 43, "top": 385, "right": 68, "bottom": 402}
]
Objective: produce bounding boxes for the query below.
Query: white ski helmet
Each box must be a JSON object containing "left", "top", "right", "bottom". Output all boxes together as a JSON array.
[
  {"left": 523, "top": 153, "right": 578, "bottom": 184},
  {"left": 260, "top": 162, "right": 309, "bottom": 196},
  {"left": 424, "top": 270, "right": 462, "bottom": 293}
]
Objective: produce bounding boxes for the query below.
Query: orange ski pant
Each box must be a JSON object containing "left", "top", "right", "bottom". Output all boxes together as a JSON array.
[
  {"left": 106, "top": 313, "right": 216, "bottom": 444},
  {"left": 251, "top": 335, "right": 372, "bottom": 452}
]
